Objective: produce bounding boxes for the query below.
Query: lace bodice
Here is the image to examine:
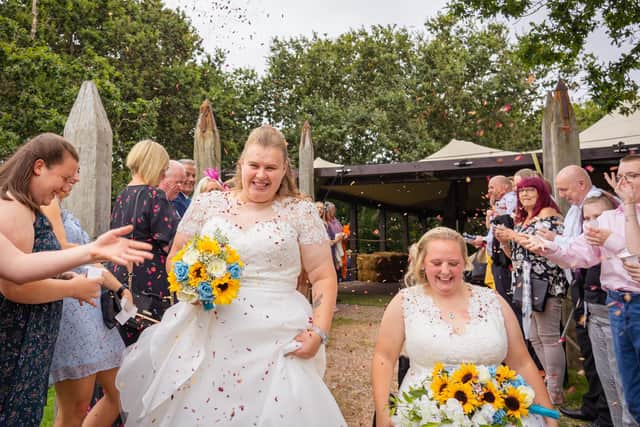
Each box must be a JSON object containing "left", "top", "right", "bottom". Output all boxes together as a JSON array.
[
  {"left": 400, "top": 285, "right": 508, "bottom": 391},
  {"left": 177, "top": 191, "right": 329, "bottom": 289}
]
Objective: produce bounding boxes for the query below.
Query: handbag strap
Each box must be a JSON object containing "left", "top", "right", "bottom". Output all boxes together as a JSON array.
[{"left": 127, "top": 187, "right": 145, "bottom": 287}]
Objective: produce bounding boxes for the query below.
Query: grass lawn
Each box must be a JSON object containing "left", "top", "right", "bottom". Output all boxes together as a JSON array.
[
  {"left": 336, "top": 292, "right": 393, "bottom": 307},
  {"left": 41, "top": 387, "right": 55, "bottom": 427}
]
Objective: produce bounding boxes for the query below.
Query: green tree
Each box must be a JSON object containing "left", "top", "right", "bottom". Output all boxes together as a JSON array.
[
  {"left": 260, "top": 14, "right": 544, "bottom": 165},
  {"left": 448, "top": 0, "right": 640, "bottom": 112},
  {"left": 0, "top": 0, "right": 259, "bottom": 193},
  {"left": 413, "top": 14, "right": 543, "bottom": 152},
  {"left": 573, "top": 100, "right": 607, "bottom": 132}
]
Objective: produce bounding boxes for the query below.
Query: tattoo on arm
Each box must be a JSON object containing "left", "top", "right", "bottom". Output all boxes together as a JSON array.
[{"left": 312, "top": 293, "right": 324, "bottom": 309}]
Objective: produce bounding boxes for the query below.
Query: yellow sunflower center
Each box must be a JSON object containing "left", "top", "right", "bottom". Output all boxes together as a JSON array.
[
  {"left": 454, "top": 390, "right": 468, "bottom": 404},
  {"left": 461, "top": 373, "right": 473, "bottom": 383},
  {"left": 217, "top": 282, "right": 229, "bottom": 291},
  {"left": 505, "top": 396, "right": 520, "bottom": 411},
  {"left": 483, "top": 391, "right": 495, "bottom": 403}
]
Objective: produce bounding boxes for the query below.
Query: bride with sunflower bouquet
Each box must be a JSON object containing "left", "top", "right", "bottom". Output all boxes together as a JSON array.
[
  {"left": 372, "top": 227, "right": 559, "bottom": 426},
  {"left": 115, "top": 125, "right": 346, "bottom": 426}
]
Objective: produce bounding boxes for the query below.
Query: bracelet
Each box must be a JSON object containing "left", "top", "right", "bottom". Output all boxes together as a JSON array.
[
  {"left": 308, "top": 325, "right": 328, "bottom": 345},
  {"left": 116, "top": 285, "right": 127, "bottom": 299}
]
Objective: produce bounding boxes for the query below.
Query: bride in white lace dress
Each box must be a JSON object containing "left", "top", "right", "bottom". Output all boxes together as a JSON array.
[
  {"left": 372, "top": 227, "right": 557, "bottom": 427},
  {"left": 116, "top": 125, "right": 346, "bottom": 426}
]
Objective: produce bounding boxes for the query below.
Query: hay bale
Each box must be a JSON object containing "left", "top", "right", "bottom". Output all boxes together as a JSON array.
[{"left": 357, "top": 251, "right": 407, "bottom": 283}]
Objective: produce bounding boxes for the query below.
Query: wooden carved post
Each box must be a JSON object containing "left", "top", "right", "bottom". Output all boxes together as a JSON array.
[
  {"left": 298, "top": 121, "right": 315, "bottom": 199},
  {"left": 542, "top": 79, "right": 581, "bottom": 213},
  {"left": 63, "top": 81, "right": 113, "bottom": 237},
  {"left": 194, "top": 99, "right": 221, "bottom": 180}
]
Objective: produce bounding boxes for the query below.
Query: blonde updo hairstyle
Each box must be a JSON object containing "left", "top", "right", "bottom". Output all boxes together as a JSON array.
[
  {"left": 404, "top": 226, "right": 472, "bottom": 287},
  {"left": 230, "top": 125, "right": 300, "bottom": 198},
  {"left": 126, "top": 139, "right": 170, "bottom": 187}
]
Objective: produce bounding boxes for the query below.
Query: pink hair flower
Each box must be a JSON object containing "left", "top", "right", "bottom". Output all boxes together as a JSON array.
[{"left": 204, "top": 168, "right": 220, "bottom": 181}]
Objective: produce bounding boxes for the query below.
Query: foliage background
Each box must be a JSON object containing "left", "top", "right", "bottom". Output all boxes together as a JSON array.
[{"left": 0, "top": 0, "right": 610, "bottom": 200}]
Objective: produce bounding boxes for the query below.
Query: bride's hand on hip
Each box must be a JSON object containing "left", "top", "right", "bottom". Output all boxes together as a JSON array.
[{"left": 289, "top": 329, "right": 322, "bottom": 359}]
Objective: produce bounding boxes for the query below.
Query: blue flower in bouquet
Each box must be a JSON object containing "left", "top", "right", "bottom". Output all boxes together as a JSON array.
[
  {"left": 488, "top": 366, "right": 497, "bottom": 377},
  {"left": 492, "top": 408, "right": 506, "bottom": 424},
  {"left": 174, "top": 261, "right": 189, "bottom": 282},
  {"left": 197, "top": 281, "right": 214, "bottom": 302},
  {"left": 510, "top": 375, "right": 526, "bottom": 387},
  {"left": 228, "top": 262, "right": 242, "bottom": 279}
]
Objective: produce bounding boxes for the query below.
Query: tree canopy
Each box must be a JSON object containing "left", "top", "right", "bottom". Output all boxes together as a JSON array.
[
  {"left": 0, "top": 0, "right": 608, "bottom": 184},
  {"left": 448, "top": 0, "right": 640, "bottom": 113},
  {"left": 260, "top": 14, "right": 544, "bottom": 164},
  {"left": 0, "top": 0, "right": 262, "bottom": 194}
]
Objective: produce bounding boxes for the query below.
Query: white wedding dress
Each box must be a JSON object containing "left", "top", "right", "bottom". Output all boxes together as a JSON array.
[
  {"left": 116, "top": 191, "right": 347, "bottom": 426},
  {"left": 399, "top": 285, "right": 545, "bottom": 426}
]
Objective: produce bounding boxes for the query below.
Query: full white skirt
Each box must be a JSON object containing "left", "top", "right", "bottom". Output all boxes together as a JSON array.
[{"left": 116, "top": 287, "right": 347, "bottom": 426}]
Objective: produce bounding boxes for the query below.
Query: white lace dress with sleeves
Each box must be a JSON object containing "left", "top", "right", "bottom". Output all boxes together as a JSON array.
[{"left": 116, "top": 191, "right": 346, "bottom": 426}]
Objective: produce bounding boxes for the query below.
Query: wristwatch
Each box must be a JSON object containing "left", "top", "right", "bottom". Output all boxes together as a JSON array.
[
  {"left": 308, "top": 325, "right": 328, "bottom": 345},
  {"left": 116, "top": 285, "right": 127, "bottom": 299}
]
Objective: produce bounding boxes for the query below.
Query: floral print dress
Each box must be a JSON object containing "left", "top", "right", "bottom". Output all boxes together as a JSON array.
[
  {"left": 108, "top": 185, "right": 179, "bottom": 343},
  {"left": 0, "top": 212, "right": 62, "bottom": 427},
  {"left": 511, "top": 215, "right": 568, "bottom": 297}
]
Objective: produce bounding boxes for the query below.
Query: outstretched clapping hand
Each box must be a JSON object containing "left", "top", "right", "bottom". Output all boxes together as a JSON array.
[
  {"left": 88, "top": 225, "right": 153, "bottom": 266},
  {"left": 605, "top": 171, "right": 637, "bottom": 204}
]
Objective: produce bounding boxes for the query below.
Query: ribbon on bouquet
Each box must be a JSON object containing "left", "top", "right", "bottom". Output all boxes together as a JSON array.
[{"left": 529, "top": 404, "right": 560, "bottom": 419}]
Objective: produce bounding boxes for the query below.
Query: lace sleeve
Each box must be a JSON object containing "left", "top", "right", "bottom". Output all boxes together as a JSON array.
[
  {"left": 177, "top": 191, "right": 225, "bottom": 237},
  {"left": 289, "top": 198, "right": 329, "bottom": 245}
]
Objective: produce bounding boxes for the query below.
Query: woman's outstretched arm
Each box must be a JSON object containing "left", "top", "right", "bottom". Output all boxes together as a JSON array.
[{"left": 0, "top": 226, "right": 152, "bottom": 283}]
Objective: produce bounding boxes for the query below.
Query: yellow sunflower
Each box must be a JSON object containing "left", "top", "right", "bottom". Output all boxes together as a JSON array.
[
  {"left": 430, "top": 374, "right": 451, "bottom": 404},
  {"left": 480, "top": 381, "right": 504, "bottom": 410},
  {"left": 495, "top": 365, "right": 516, "bottom": 383},
  {"left": 432, "top": 362, "right": 445, "bottom": 377},
  {"left": 447, "top": 381, "right": 479, "bottom": 414},
  {"left": 188, "top": 262, "right": 208, "bottom": 288},
  {"left": 503, "top": 386, "right": 529, "bottom": 419},
  {"left": 197, "top": 237, "right": 221, "bottom": 255},
  {"left": 452, "top": 363, "right": 478, "bottom": 384},
  {"left": 168, "top": 269, "right": 181, "bottom": 293},
  {"left": 213, "top": 273, "right": 240, "bottom": 305},
  {"left": 225, "top": 248, "right": 242, "bottom": 265}
]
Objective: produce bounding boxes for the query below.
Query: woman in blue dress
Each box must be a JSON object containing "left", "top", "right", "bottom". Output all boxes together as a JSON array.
[
  {"left": 44, "top": 186, "right": 133, "bottom": 426},
  {"left": 0, "top": 133, "right": 104, "bottom": 427}
]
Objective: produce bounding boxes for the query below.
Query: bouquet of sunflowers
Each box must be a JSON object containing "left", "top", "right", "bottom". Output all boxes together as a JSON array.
[
  {"left": 391, "top": 362, "right": 558, "bottom": 426},
  {"left": 168, "top": 231, "right": 244, "bottom": 310}
]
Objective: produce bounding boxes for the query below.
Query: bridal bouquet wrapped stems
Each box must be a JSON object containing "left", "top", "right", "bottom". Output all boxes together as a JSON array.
[
  {"left": 392, "top": 362, "right": 558, "bottom": 426},
  {"left": 168, "top": 231, "right": 244, "bottom": 310}
]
